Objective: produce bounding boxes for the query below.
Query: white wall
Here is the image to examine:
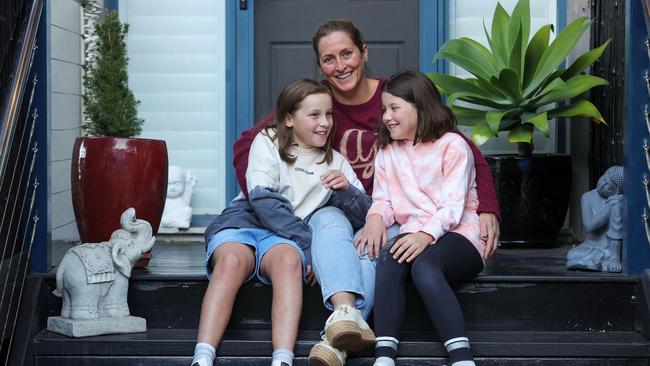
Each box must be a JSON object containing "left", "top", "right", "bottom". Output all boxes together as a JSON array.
[
  {"left": 49, "top": 0, "right": 82, "bottom": 241},
  {"left": 448, "top": 0, "right": 558, "bottom": 154},
  {"left": 118, "top": 0, "right": 227, "bottom": 216}
]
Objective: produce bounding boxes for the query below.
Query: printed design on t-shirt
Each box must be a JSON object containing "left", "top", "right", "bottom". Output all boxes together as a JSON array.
[
  {"left": 338, "top": 129, "right": 377, "bottom": 180},
  {"left": 294, "top": 166, "right": 315, "bottom": 175}
]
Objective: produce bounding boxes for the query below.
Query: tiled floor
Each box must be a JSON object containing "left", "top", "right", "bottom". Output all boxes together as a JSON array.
[{"left": 50, "top": 235, "right": 631, "bottom": 280}]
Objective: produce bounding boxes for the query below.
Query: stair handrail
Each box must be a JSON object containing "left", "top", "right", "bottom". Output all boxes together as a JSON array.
[{"left": 0, "top": 0, "right": 42, "bottom": 179}]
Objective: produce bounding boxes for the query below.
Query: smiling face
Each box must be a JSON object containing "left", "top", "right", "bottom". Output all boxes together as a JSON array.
[
  {"left": 284, "top": 92, "right": 333, "bottom": 149},
  {"left": 381, "top": 91, "right": 419, "bottom": 141},
  {"left": 317, "top": 31, "right": 367, "bottom": 96}
]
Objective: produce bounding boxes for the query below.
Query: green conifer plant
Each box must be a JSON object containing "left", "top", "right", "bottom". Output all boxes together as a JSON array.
[{"left": 82, "top": 11, "right": 143, "bottom": 137}]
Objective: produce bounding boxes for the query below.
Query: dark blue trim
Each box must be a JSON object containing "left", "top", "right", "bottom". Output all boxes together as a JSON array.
[
  {"left": 105, "top": 0, "right": 118, "bottom": 12},
  {"left": 225, "top": 0, "right": 255, "bottom": 201},
  {"left": 623, "top": 0, "right": 650, "bottom": 274},
  {"left": 420, "top": 0, "right": 448, "bottom": 74},
  {"left": 557, "top": 0, "right": 567, "bottom": 30},
  {"left": 225, "top": 0, "right": 237, "bottom": 202},
  {"left": 31, "top": 0, "right": 48, "bottom": 272}
]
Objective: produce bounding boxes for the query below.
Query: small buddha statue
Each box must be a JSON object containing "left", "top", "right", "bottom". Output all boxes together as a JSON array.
[
  {"left": 567, "top": 166, "right": 624, "bottom": 272},
  {"left": 159, "top": 166, "right": 198, "bottom": 233}
]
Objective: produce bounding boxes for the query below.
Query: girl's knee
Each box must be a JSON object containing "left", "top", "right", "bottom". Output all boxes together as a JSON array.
[
  {"left": 212, "top": 247, "right": 254, "bottom": 278},
  {"left": 267, "top": 246, "right": 303, "bottom": 277},
  {"left": 376, "top": 256, "right": 402, "bottom": 279},
  {"left": 309, "top": 206, "right": 353, "bottom": 231}
]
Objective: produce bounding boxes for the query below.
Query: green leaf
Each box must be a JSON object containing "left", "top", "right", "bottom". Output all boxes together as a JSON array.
[
  {"left": 468, "top": 78, "right": 510, "bottom": 99},
  {"left": 507, "top": 25, "right": 524, "bottom": 80},
  {"left": 507, "top": 0, "right": 530, "bottom": 77},
  {"left": 470, "top": 122, "right": 495, "bottom": 145},
  {"left": 547, "top": 100, "right": 607, "bottom": 124},
  {"left": 490, "top": 68, "right": 522, "bottom": 102},
  {"left": 561, "top": 39, "right": 612, "bottom": 80},
  {"left": 427, "top": 72, "right": 493, "bottom": 97},
  {"left": 526, "top": 17, "right": 592, "bottom": 95},
  {"left": 533, "top": 75, "right": 608, "bottom": 107},
  {"left": 524, "top": 77, "right": 566, "bottom": 105},
  {"left": 435, "top": 38, "right": 498, "bottom": 80},
  {"left": 486, "top": 108, "right": 523, "bottom": 134},
  {"left": 490, "top": 3, "right": 511, "bottom": 66},
  {"left": 484, "top": 21, "right": 504, "bottom": 70},
  {"left": 507, "top": 123, "right": 535, "bottom": 143},
  {"left": 524, "top": 111, "right": 549, "bottom": 137},
  {"left": 524, "top": 24, "right": 553, "bottom": 88},
  {"left": 447, "top": 91, "right": 513, "bottom": 110},
  {"left": 451, "top": 105, "right": 488, "bottom": 126}
]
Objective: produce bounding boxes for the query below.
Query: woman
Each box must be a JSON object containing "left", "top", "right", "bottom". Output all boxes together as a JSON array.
[{"left": 232, "top": 19, "right": 501, "bottom": 366}]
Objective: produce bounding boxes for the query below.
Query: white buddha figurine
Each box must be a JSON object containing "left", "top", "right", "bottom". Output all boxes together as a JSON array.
[{"left": 159, "top": 166, "right": 198, "bottom": 233}]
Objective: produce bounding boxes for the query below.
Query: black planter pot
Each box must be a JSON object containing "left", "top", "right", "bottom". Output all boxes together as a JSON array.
[{"left": 486, "top": 154, "right": 572, "bottom": 244}]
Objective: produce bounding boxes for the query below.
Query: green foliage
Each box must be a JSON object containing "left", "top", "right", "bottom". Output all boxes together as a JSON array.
[
  {"left": 82, "top": 11, "right": 143, "bottom": 137},
  {"left": 427, "top": 0, "right": 609, "bottom": 154}
]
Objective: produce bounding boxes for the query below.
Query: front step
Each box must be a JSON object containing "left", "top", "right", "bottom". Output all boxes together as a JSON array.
[
  {"left": 27, "top": 242, "right": 650, "bottom": 365},
  {"left": 33, "top": 329, "right": 650, "bottom": 365},
  {"left": 41, "top": 276, "right": 639, "bottom": 332}
]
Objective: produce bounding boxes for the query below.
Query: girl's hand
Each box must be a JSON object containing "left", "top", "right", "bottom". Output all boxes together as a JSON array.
[
  {"left": 321, "top": 170, "right": 350, "bottom": 190},
  {"left": 354, "top": 214, "right": 386, "bottom": 259},
  {"left": 391, "top": 232, "right": 433, "bottom": 263}
]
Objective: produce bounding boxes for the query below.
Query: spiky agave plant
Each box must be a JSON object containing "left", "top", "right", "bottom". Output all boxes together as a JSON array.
[{"left": 428, "top": 0, "right": 609, "bottom": 155}]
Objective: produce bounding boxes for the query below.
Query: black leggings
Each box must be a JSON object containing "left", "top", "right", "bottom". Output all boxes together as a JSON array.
[{"left": 373, "top": 232, "right": 484, "bottom": 343}]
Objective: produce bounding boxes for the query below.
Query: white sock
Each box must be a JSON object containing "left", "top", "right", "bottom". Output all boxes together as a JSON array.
[
  {"left": 271, "top": 348, "right": 294, "bottom": 366},
  {"left": 191, "top": 343, "right": 215, "bottom": 366},
  {"left": 373, "top": 356, "right": 396, "bottom": 366},
  {"left": 451, "top": 361, "right": 476, "bottom": 366}
]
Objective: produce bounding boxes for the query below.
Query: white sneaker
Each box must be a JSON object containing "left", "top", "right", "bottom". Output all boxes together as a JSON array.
[
  {"left": 191, "top": 358, "right": 211, "bottom": 366},
  {"left": 324, "top": 304, "right": 376, "bottom": 352},
  {"left": 309, "top": 336, "right": 347, "bottom": 366}
]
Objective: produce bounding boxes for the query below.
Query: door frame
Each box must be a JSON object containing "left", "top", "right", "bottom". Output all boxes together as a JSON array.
[{"left": 225, "top": 0, "right": 447, "bottom": 200}]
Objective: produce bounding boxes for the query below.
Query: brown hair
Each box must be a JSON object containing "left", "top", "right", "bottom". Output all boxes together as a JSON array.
[
  {"left": 264, "top": 79, "right": 335, "bottom": 164},
  {"left": 312, "top": 19, "right": 366, "bottom": 65},
  {"left": 377, "top": 70, "right": 456, "bottom": 148}
]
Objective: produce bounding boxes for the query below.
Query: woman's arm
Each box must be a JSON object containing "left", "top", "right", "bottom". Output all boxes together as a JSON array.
[
  {"left": 454, "top": 130, "right": 501, "bottom": 259},
  {"left": 234, "top": 111, "right": 277, "bottom": 197},
  {"left": 454, "top": 130, "right": 501, "bottom": 219}
]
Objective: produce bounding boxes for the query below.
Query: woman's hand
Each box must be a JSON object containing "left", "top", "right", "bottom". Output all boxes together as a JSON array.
[
  {"left": 354, "top": 214, "right": 386, "bottom": 259},
  {"left": 390, "top": 232, "right": 433, "bottom": 263},
  {"left": 305, "top": 265, "right": 317, "bottom": 286},
  {"left": 321, "top": 170, "right": 350, "bottom": 190},
  {"left": 479, "top": 212, "right": 500, "bottom": 260}
]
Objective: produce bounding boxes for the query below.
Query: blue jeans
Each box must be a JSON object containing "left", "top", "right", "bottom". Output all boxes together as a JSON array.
[
  {"left": 205, "top": 227, "right": 306, "bottom": 285},
  {"left": 307, "top": 206, "right": 382, "bottom": 318}
]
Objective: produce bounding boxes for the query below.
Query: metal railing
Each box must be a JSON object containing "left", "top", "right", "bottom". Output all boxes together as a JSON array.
[{"left": 0, "top": 0, "right": 42, "bottom": 364}]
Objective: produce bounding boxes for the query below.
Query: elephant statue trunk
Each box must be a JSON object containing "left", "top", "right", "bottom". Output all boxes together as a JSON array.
[{"left": 52, "top": 208, "right": 156, "bottom": 320}]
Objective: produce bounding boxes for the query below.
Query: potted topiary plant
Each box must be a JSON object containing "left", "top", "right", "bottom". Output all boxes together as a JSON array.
[
  {"left": 71, "top": 10, "right": 168, "bottom": 265},
  {"left": 428, "top": 0, "right": 609, "bottom": 243}
]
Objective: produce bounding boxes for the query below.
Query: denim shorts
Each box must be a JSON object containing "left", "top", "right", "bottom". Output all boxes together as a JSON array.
[{"left": 205, "top": 227, "right": 306, "bottom": 285}]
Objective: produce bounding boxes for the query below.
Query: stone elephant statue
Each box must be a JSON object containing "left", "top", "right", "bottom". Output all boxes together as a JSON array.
[{"left": 53, "top": 208, "right": 156, "bottom": 319}]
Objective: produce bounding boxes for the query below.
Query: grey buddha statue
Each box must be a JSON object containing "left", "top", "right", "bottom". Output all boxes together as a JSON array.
[{"left": 567, "top": 166, "right": 624, "bottom": 272}]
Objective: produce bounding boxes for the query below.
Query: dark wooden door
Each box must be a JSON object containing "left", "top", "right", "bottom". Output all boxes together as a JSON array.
[{"left": 254, "top": 0, "right": 420, "bottom": 121}]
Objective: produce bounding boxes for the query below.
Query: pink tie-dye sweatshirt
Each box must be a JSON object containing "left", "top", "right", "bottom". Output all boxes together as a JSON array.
[{"left": 367, "top": 132, "right": 484, "bottom": 260}]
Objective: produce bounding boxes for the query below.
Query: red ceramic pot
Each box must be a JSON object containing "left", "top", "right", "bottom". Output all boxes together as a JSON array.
[{"left": 71, "top": 137, "right": 168, "bottom": 265}]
